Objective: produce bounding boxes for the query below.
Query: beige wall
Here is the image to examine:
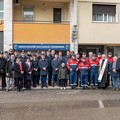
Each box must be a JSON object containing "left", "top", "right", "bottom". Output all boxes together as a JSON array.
[
  {"left": 78, "top": 0, "right": 120, "bottom": 45},
  {"left": 13, "top": 0, "right": 69, "bottom": 22}
]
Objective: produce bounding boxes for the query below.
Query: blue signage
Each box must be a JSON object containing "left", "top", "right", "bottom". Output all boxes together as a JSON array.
[{"left": 13, "top": 44, "right": 70, "bottom": 51}]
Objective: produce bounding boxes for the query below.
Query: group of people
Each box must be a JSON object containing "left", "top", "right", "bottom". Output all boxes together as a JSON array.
[{"left": 0, "top": 49, "right": 120, "bottom": 92}]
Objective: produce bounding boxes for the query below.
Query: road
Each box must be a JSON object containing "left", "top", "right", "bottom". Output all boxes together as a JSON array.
[{"left": 0, "top": 87, "right": 120, "bottom": 120}]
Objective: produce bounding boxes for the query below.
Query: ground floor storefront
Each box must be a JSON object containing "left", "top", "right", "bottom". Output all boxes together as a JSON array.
[{"left": 78, "top": 45, "right": 120, "bottom": 56}]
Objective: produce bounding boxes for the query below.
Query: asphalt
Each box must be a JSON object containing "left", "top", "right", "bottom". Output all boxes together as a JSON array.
[{"left": 0, "top": 87, "right": 120, "bottom": 120}]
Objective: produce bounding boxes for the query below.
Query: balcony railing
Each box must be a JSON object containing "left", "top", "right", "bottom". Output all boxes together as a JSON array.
[{"left": 13, "top": 20, "right": 70, "bottom": 24}]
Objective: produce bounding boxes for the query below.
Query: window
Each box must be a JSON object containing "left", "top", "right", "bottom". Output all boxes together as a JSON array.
[
  {"left": 53, "top": 8, "right": 62, "bottom": 23},
  {"left": 13, "top": 0, "right": 20, "bottom": 5},
  {"left": 0, "top": 0, "right": 3, "bottom": 20},
  {"left": 23, "top": 7, "right": 34, "bottom": 21},
  {"left": 92, "top": 4, "right": 116, "bottom": 23}
]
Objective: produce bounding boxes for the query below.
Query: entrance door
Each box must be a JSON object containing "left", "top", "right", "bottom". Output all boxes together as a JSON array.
[
  {"left": 86, "top": 48, "right": 97, "bottom": 54},
  {"left": 53, "top": 8, "right": 62, "bottom": 23},
  {"left": 0, "top": 32, "right": 3, "bottom": 51},
  {"left": 78, "top": 45, "right": 104, "bottom": 56}
]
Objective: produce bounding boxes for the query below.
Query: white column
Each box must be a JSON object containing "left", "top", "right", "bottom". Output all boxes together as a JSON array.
[
  {"left": 70, "top": 0, "right": 74, "bottom": 52},
  {"left": 70, "top": 0, "right": 78, "bottom": 54},
  {"left": 73, "top": 0, "right": 78, "bottom": 54},
  {"left": 4, "top": 0, "right": 13, "bottom": 51}
]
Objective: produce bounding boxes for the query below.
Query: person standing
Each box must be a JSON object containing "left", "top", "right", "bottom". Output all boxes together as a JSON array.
[
  {"left": 51, "top": 54, "right": 61, "bottom": 87},
  {"left": 39, "top": 54, "right": 49, "bottom": 88},
  {"left": 5, "top": 54, "right": 15, "bottom": 92},
  {"left": 14, "top": 57, "right": 24, "bottom": 92},
  {"left": 58, "top": 63, "right": 68, "bottom": 90},
  {"left": 67, "top": 54, "right": 79, "bottom": 89},
  {"left": 78, "top": 58, "right": 90, "bottom": 90},
  {"left": 107, "top": 52, "right": 114, "bottom": 86},
  {"left": 46, "top": 50, "right": 53, "bottom": 86},
  {"left": 89, "top": 54, "right": 99, "bottom": 89},
  {"left": 32, "top": 54, "right": 39, "bottom": 88},
  {"left": 96, "top": 52, "right": 102, "bottom": 63},
  {"left": 81, "top": 52, "right": 89, "bottom": 63},
  {"left": 110, "top": 56, "right": 120, "bottom": 91},
  {"left": 58, "top": 51, "right": 64, "bottom": 63},
  {"left": 24, "top": 57, "right": 33, "bottom": 90},
  {"left": 98, "top": 54, "right": 110, "bottom": 89},
  {"left": 0, "top": 52, "right": 6, "bottom": 90},
  {"left": 64, "top": 50, "right": 71, "bottom": 65}
]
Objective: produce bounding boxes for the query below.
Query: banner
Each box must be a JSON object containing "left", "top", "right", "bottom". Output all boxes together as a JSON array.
[{"left": 13, "top": 44, "right": 70, "bottom": 51}]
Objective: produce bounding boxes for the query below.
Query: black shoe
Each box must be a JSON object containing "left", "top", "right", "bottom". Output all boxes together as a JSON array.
[
  {"left": 71, "top": 86, "right": 74, "bottom": 89},
  {"left": 82, "top": 87, "right": 85, "bottom": 90},
  {"left": 85, "top": 87, "right": 88, "bottom": 90}
]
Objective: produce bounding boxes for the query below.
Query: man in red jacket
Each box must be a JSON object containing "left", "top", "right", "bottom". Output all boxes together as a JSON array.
[
  {"left": 107, "top": 52, "right": 114, "bottom": 63},
  {"left": 67, "top": 54, "right": 79, "bottom": 89},
  {"left": 78, "top": 58, "right": 90, "bottom": 90},
  {"left": 96, "top": 52, "right": 102, "bottom": 64},
  {"left": 107, "top": 52, "right": 114, "bottom": 86}
]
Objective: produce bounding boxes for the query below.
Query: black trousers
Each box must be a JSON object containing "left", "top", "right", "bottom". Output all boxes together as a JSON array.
[
  {"left": 60, "top": 79, "right": 67, "bottom": 87},
  {"left": 0, "top": 73, "right": 6, "bottom": 89},
  {"left": 16, "top": 78, "right": 23, "bottom": 91},
  {"left": 25, "top": 80, "right": 31, "bottom": 89},
  {"left": 32, "top": 75, "right": 38, "bottom": 87},
  {"left": 48, "top": 70, "right": 52, "bottom": 86}
]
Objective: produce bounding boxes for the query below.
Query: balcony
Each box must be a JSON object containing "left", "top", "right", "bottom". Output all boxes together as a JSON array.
[{"left": 13, "top": 21, "right": 70, "bottom": 44}]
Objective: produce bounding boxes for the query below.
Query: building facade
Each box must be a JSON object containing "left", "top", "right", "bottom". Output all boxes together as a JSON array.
[{"left": 0, "top": 0, "right": 120, "bottom": 56}]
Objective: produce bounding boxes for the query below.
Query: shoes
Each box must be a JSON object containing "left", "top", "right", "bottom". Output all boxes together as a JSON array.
[
  {"left": 64, "top": 87, "right": 66, "bottom": 90},
  {"left": 116, "top": 88, "right": 119, "bottom": 91},
  {"left": 112, "top": 88, "right": 116, "bottom": 91},
  {"left": 82, "top": 87, "right": 85, "bottom": 90},
  {"left": 60, "top": 87, "right": 63, "bottom": 90},
  {"left": 6, "top": 89, "right": 9, "bottom": 92}
]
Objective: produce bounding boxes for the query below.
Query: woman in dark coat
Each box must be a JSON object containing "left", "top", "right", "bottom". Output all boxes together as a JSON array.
[
  {"left": 32, "top": 54, "right": 39, "bottom": 87},
  {"left": 14, "top": 57, "right": 24, "bottom": 92},
  {"left": 24, "top": 57, "right": 33, "bottom": 90}
]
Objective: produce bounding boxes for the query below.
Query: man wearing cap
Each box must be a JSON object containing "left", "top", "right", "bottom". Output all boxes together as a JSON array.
[
  {"left": 67, "top": 54, "right": 79, "bottom": 89},
  {"left": 78, "top": 58, "right": 90, "bottom": 90},
  {"left": 39, "top": 54, "right": 49, "bottom": 88},
  {"left": 0, "top": 52, "right": 6, "bottom": 90},
  {"left": 96, "top": 53, "right": 102, "bottom": 63},
  {"left": 107, "top": 52, "right": 114, "bottom": 63},
  {"left": 107, "top": 52, "right": 114, "bottom": 86},
  {"left": 81, "top": 52, "right": 89, "bottom": 63},
  {"left": 89, "top": 54, "right": 99, "bottom": 89}
]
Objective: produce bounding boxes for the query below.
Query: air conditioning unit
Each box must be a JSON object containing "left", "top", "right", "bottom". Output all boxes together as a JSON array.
[{"left": 13, "top": 0, "right": 20, "bottom": 5}]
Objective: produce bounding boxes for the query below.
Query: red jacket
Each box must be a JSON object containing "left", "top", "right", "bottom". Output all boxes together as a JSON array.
[
  {"left": 107, "top": 57, "right": 113, "bottom": 63},
  {"left": 78, "top": 62, "right": 90, "bottom": 71},
  {"left": 89, "top": 59, "right": 99, "bottom": 66},
  {"left": 96, "top": 57, "right": 102, "bottom": 63},
  {"left": 80, "top": 57, "right": 89, "bottom": 63},
  {"left": 66, "top": 58, "right": 79, "bottom": 70}
]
